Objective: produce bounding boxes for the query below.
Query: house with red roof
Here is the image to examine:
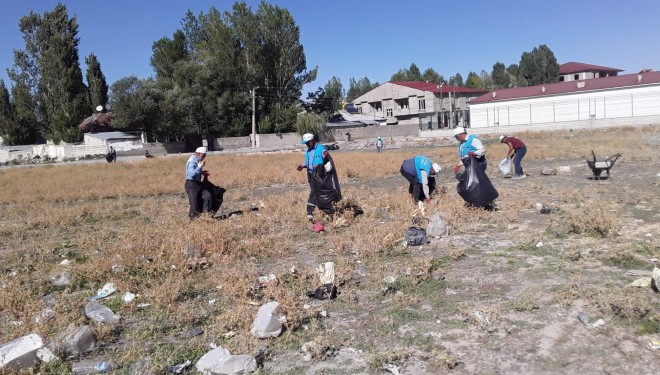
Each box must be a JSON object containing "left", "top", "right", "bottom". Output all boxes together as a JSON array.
[
  {"left": 469, "top": 69, "right": 660, "bottom": 130},
  {"left": 351, "top": 82, "right": 486, "bottom": 130},
  {"left": 559, "top": 62, "right": 623, "bottom": 82}
]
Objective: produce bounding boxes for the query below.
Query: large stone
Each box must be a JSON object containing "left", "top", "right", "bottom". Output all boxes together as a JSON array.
[
  {"left": 426, "top": 213, "right": 449, "bottom": 237},
  {"left": 0, "top": 333, "right": 44, "bottom": 371},
  {"left": 52, "top": 324, "right": 96, "bottom": 357}
]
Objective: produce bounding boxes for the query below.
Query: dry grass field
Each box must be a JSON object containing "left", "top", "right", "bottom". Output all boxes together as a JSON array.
[{"left": 0, "top": 125, "right": 659, "bottom": 374}]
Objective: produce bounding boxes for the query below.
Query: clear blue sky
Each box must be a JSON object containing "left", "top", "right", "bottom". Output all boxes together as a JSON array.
[{"left": 1, "top": 0, "right": 659, "bottom": 98}]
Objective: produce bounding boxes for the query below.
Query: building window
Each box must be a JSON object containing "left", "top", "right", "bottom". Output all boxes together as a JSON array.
[
  {"left": 369, "top": 101, "right": 382, "bottom": 111},
  {"left": 559, "top": 76, "right": 565, "bottom": 82},
  {"left": 574, "top": 74, "right": 579, "bottom": 80},
  {"left": 395, "top": 98, "right": 409, "bottom": 109},
  {"left": 418, "top": 99, "right": 426, "bottom": 110},
  {"left": 386, "top": 108, "right": 393, "bottom": 117},
  {"left": 358, "top": 106, "right": 362, "bottom": 114}
]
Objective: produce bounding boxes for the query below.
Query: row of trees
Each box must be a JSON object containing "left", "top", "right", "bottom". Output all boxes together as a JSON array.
[
  {"left": 0, "top": 1, "right": 561, "bottom": 146},
  {"left": 0, "top": 4, "right": 109, "bottom": 145}
]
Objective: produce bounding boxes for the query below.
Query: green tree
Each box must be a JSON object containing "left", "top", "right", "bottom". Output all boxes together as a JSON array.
[
  {"left": 448, "top": 73, "right": 463, "bottom": 86},
  {"left": 303, "top": 87, "right": 333, "bottom": 115},
  {"left": 518, "top": 44, "right": 559, "bottom": 86},
  {"left": 324, "top": 76, "right": 344, "bottom": 112},
  {"left": 491, "top": 61, "right": 510, "bottom": 89},
  {"left": 347, "top": 77, "right": 378, "bottom": 100},
  {"left": 85, "top": 53, "right": 108, "bottom": 111},
  {"left": 150, "top": 30, "right": 189, "bottom": 87},
  {"left": 0, "top": 80, "right": 38, "bottom": 145},
  {"left": 422, "top": 68, "right": 445, "bottom": 84},
  {"left": 507, "top": 64, "right": 519, "bottom": 87},
  {"left": 295, "top": 112, "right": 326, "bottom": 137},
  {"left": 465, "top": 71, "right": 483, "bottom": 89},
  {"left": 109, "top": 76, "right": 163, "bottom": 140},
  {"left": 10, "top": 4, "right": 90, "bottom": 143}
]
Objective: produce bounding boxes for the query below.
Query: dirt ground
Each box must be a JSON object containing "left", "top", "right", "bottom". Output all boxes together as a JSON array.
[
  {"left": 1, "top": 130, "right": 659, "bottom": 375},
  {"left": 253, "top": 155, "right": 660, "bottom": 374}
]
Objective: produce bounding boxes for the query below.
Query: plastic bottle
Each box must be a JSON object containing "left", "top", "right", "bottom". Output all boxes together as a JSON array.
[
  {"left": 577, "top": 311, "right": 590, "bottom": 325},
  {"left": 71, "top": 360, "right": 116, "bottom": 374}
]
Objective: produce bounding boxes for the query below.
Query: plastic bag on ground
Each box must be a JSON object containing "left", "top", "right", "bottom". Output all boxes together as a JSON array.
[
  {"left": 317, "top": 262, "right": 335, "bottom": 285},
  {"left": 85, "top": 302, "right": 120, "bottom": 324},
  {"left": 405, "top": 227, "right": 427, "bottom": 246},
  {"left": 0, "top": 333, "right": 44, "bottom": 371},
  {"left": 251, "top": 301, "right": 286, "bottom": 338},
  {"left": 498, "top": 157, "right": 511, "bottom": 174},
  {"left": 196, "top": 346, "right": 257, "bottom": 375}
]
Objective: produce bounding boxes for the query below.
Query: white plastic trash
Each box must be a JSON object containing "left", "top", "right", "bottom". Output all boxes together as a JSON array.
[
  {"left": 251, "top": 301, "right": 286, "bottom": 338},
  {"left": 196, "top": 346, "right": 257, "bottom": 375},
  {"left": 122, "top": 292, "right": 136, "bottom": 303},
  {"left": 90, "top": 283, "right": 117, "bottom": 301},
  {"left": 0, "top": 333, "right": 44, "bottom": 371},
  {"left": 317, "top": 262, "right": 335, "bottom": 285},
  {"left": 498, "top": 158, "right": 512, "bottom": 174},
  {"left": 84, "top": 302, "right": 120, "bottom": 324}
]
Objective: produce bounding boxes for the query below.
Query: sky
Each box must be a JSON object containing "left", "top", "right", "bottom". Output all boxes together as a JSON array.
[{"left": 1, "top": 0, "right": 659, "bottom": 99}]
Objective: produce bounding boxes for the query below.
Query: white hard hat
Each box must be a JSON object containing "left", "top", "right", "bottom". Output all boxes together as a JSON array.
[
  {"left": 453, "top": 127, "right": 466, "bottom": 136},
  {"left": 195, "top": 147, "right": 207, "bottom": 154},
  {"left": 301, "top": 133, "right": 314, "bottom": 144},
  {"left": 499, "top": 135, "right": 506, "bottom": 142},
  {"left": 432, "top": 163, "right": 442, "bottom": 174}
]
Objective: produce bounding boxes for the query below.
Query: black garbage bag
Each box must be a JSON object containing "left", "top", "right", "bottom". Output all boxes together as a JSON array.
[
  {"left": 306, "top": 283, "right": 338, "bottom": 300},
  {"left": 311, "top": 154, "right": 342, "bottom": 210},
  {"left": 405, "top": 226, "right": 427, "bottom": 246},
  {"left": 456, "top": 157, "right": 499, "bottom": 207}
]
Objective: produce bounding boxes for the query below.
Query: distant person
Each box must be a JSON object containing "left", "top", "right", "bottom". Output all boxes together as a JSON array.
[
  {"left": 452, "top": 127, "right": 487, "bottom": 174},
  {"left": 400, "top": 156, "right": 441, "bottom": 204},
  {"left": 296, "top": 133, "right": 341, "bottom": 222},
  {"left": 145, "top": 150, "right": 154, "bottom": 158},
  {"left": 185, "top": 147, "right": 207, "bottom": 219},
  {"left": 499, "top": 135, "right": 527, "bottom": 179},
  {"left": 106, "top": 146, "right": 116, "bottom": 163},
  {"left": 376, "top": 137, "right": 383, "bottom": 153}
]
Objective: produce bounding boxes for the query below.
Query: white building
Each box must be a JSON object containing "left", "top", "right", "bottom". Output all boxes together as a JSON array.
[
  {"left": 469, "top": 70, "right": 660, "bottom": 130},
  {"left": 559, "top": 62, "right": 622, "bottom": 82},
  {"left": 352, "top": 81, "right": 486, "bottom": 130}
]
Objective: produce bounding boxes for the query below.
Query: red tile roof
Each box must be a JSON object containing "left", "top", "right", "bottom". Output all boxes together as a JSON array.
[
  {"left": 470, "top": 70, "right": 660, "bottom": 104},
  {"left": 559, "top": 62, "right": 623, "bottom": 74},
  {"left": 390, "top": 81, "right": 487, "bottom": 94},
  {"left": 78, "top": 112, "right": 116, "bottom": 132}
]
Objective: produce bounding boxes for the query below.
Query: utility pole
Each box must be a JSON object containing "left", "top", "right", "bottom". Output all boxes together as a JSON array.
[{"left": 251, "top": 86, "right": 259, "bottom": 147}]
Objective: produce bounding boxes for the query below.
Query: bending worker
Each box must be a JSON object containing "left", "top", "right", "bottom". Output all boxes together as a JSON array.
[
  {"left": 499, "top": 134, "right": 527, "bottom": 179},
  {"left": 400, "top": 156, "right": 441, "bottom": 204},
  {"left": 453, "top": 127, "right": 487, "bottom": 173}
]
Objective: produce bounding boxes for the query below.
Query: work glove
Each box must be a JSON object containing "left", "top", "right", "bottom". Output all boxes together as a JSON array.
[
  {"left": 296, "top": 164, "right": 304, "bottom": 171},
  {"left": 425, "top": 198, "right": 430, "bottom": 203},
  {"left": 453, "top": 165, "right": 461, "bottom": 174},
  {"left": 467, "top": 151, "right": 477, "bottom": 158}
]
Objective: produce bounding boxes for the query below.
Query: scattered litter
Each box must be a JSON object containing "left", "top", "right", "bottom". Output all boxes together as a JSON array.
[
  {"left": 498, "top": 157, "right": 512, "bottom": 174},
  {"left": 84, "top": 302, "right": 120, "bottom": 324},
  {"left": 647, "top": 340, "right": 660, "bottom": 350},
  {"left": 650, "top": 258, "right": 658, "bottom": 263},
  {"left": 473, "top": 311, "right": 494, "bottom": 332},
  {"left": 36, "top": 347, "right": 57, "bottom": 363},
  {"left": 166, "top": 360, "right": 191, "bottom": 374},
  {"left": 59, "top": 259, "right": 71, "bottom": 266},
  {"left": 71, "top": 359, "right": 116, "bottom": 374},
  {"left": 222, "top": 331, "right": 237, "bottom": 339},
  {"left": 646, "top": 233, "right": 653, "bottom": 237},
  {"left": 317, "top": 262, "right": 335, "bottom": 285},
  {"left": 122, "top": 292, "right": 136, "bottom": 303},
  {"left": 591, "top": 319, "right": 606, "bottom": 328},
  {"left": 137, "top": 303, "right": 151, "bottom": 309},
  {"left": 89, "top": 283, "right": 117, "bottom": 302},
  {"left": 195, "top": 346, "right": 257, "bottom": 374},
  {"left": 405, "top": 226, "right": 428, "bottom": 246},
  {"left": 50, "top": 272, "right": 71, "bottom": 287},
  {"left": 208, "top": 299, "right": 216, "bottom": 305},
  {"left": 379, "top": 208, "right": 398, "bottom": 221},
  {"left": 34, "top": 309, "right": 55, "bottom": 324},
  {"left": 535, "top": 203, "right": 559, "bottom": 214},
  {"left": 258, "top": 274, "right": 278, "bottom": 287},
  {"left": 383, "top": 363, "right": 401, "bottom": 375},
  {"left": 251, "top": 301, "right": 286, "bottom": 338},
  {"left": 0, "top": 333, "right": 44, "bottom": 371},
  {"left": 312, "top": 221, "right": 325, "bottom": 233},
  {"left": 577, "top": 311, "right": 590, "bottom": 325},
  {"left": 536, "top": 242, "right": 544, "bottom": 248},
  {"left": 306, "top": 284, "right": 338, "bottom": 300},
  {"left": 653, "top": 267, "right": 660, "bottom": 292}
]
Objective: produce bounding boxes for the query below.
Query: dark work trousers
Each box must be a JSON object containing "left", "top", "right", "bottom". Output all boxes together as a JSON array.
[
  {"left": 400, "top": 166, "right": 422, "bottom": 202},
  {"left": 513, "top": 146, "right": 527, "bottom": 176},
  {"left": 306, "top": 172, "right": 317, "bottom": 215},
  {"left": 462, "top": 156, "right": 488, "bottom": 172},
  {"left": 185, "top": 180, "right": 202, "bottom": 218}
]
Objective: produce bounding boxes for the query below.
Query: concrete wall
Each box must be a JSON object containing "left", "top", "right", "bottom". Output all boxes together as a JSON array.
[
  {"left": 212, "top": 136, "right": 251, "bottom": 150},
  {"left": 470, "top": 85, "right": 660, "bottom": 129},
  {"left": 329, "top": 124, "right": 419, "bottom": 140},
  {"left": 256, "top": 133, "right": 300, "bottom": 148}
]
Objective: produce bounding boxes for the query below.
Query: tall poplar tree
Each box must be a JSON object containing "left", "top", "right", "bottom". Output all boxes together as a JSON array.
[{"left": 85, "top": 53, "right": 108, "bottom": 111}]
